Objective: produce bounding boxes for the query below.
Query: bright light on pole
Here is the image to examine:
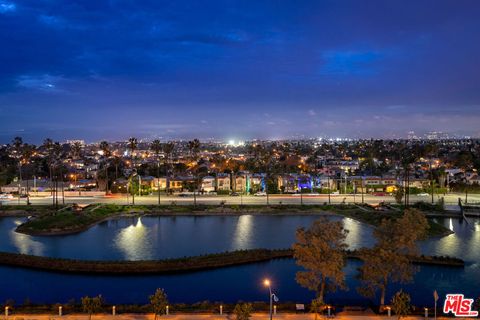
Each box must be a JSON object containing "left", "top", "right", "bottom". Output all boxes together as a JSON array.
[
  {"left": 263, "top": 279, "right": 278, "bottom": 320},
  {"left": 264, "top": 279, "right": 273, "bottom": 320}
]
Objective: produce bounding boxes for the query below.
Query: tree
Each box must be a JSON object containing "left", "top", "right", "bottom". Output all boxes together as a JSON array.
[
  {"left": 149, "top": 288, "right": 168, "bottom": 320},
  {"left": 188, "top": 139, "right": 202, "bottom": 205},
  {"left": 233, "top": 303, "right": 253, "bottom": 320},
  {"left": 10, "top": 137, "right": 24, "bottom": 194},
  {"left": 293, "top": 217, "right": 349, "bottom": 303},
  {"left": 81, "top": 295, "right": 103, "bottom": 320},
  {"left": 150, "top": 139, "right": 163, "bottom": 205},
  {"left": 20, "top": 144, "right": 36, "bottom": 204},
  {"left": 357, "top": 209, "right": 429, "bottom": 306},
  {"left": 391, "top": 290, "right": 411, "bottom": 319},
  {"left": 400, "top": 150, "right": 416, "bottom": 207},
  {"left": 42, "top": 138, "right": 55, "bottom": 201},
  {"left": 70, "top": 141, "right": 83, "bottom": 160},
  {"left": 187, "top": 138, "right": 201, "bottom": 160},
  {"left": 261, "top": 147, "right": 276, "bottom": 205},
  {"left": 46, "top": 142, "right": 64, "bottom": 208},
  {"left": 163, "top": 142, "right": 175, "bottom": 193},
  {"left": 127, "top": 137, "right": 138, "bottom": 170},
  {"left": 111, "top": 156, "right": 122, "bottom": 180},
  {"left": 394, "top": 186, "right": 404, "bottom": 205},
  {"left": 310, "top": 298, "right": 325, "bottom": 320},
  {"left": 99, "top": 141, "right": 111, "bottom": 195}
]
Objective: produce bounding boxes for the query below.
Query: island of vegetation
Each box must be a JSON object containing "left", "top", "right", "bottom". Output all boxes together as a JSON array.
[
  {"left": 10, "top": 203, "right": 454, "bottom": 237},
  {"left": 0, "top": 248, "right": 463, "bottom": 275}
]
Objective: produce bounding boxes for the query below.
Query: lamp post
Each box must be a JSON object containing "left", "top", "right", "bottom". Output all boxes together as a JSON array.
[
  {"left": 263, "top": 279, "right": 278, "bottom": 320},
  {"left": 264, "top": 279, "right": 273, "bottom": 320}
]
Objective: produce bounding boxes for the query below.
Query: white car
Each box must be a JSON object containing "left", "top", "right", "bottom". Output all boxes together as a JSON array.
[
  {"left": 254, "top": 191, "right": 267, "bottom": 196},
  {"left": 0, "top": 193, "right": 14, "bottom": 200},
  {"left": 417, "top": 193, "right": 429, "bottom": 197}
]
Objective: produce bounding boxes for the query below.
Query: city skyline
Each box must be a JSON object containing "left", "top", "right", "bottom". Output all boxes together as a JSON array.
[{"left": 1, "top": 1, "right": 480, "bottom": 143}]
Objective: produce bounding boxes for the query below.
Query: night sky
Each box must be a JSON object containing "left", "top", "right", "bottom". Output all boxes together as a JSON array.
[{"left": 1, "top": 0, "right": 480, "bottom": 143}]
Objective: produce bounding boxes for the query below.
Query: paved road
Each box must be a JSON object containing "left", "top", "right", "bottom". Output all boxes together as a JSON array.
[
  {"left": 6, "top": 313, "right": 434, "bottom": 320},
  {"left": 2, "top": 193, "right": 478, "bottom": 208}
]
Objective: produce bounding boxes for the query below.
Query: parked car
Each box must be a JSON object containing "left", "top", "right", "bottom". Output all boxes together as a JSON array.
[
  {"left": 254, "top": 191, "right": 267, "bottom": 196},
  {"left": 0, "top": 193, "right": 14, "bottom": 200},
  {"left": 418, "top": 193, "right": 429, "bottom": 197},
  {"left": 230, "top": 192, "right": 240, "bottom": 197}
]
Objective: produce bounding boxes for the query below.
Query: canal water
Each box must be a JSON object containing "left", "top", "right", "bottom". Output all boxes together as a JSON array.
[{"left": 0, "top": 215, "right": 478, "bottom": 306}]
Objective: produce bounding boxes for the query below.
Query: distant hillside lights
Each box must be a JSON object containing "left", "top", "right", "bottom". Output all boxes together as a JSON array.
[{"left": 228, "top": 139, "right": 245, "bottom": 147}]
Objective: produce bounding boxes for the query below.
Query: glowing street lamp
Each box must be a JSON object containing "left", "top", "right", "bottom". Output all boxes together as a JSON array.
[{"left": 263, "top": 279, "right": 278, "bottom": 320}]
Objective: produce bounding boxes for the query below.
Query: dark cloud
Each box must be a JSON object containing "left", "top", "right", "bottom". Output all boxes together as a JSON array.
[{"left": 1, "top": 0, "right": 480, "bottom": 142}]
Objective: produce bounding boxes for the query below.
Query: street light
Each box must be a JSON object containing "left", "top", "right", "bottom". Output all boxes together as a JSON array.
[
  {"left": 264, "top": 279, "right": 273, "bottom": 320},
  {"left": 263, "top": 279, "right": 278, "bottom": 320}
]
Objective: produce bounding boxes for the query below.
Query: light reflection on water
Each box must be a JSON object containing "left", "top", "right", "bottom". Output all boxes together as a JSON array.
[
  {"left": 231, "top": 215, "right": 254, "bottom": 250},
  {"left": 8, "top": 219, "right": 45, "bottom": 256},
  {"left": 0, "top": 215, "right": 478, "bottom": 264},
  {"left": 420, "top": 217, "right": 480, "bottom": 263},
  {"left": 0, "top": 215, "right": 478, "bottom": 305},
  {"left": 343, "top": 217, "right": 362, "bottom": 250},
  {"left": 113, "top": 217, "right": 153, "bottom": 260}
]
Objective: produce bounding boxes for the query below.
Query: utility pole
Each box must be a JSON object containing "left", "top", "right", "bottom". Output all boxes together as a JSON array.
[
  {"left": 327, "top": 175, "right": 331, "bottom": 204},
  {"left": 361, "top": 177, "right": 365, "bottom": 204},
  {"left": 430, "top": 160, "right": 434, "bottom": 204}
]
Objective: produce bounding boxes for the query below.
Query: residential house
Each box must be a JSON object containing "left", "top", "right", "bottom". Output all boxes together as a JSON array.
[
  {"left": 233, "top": 172, "right": 249, "bottom": 193},
  {"left": 201, "top": 176, "right": 216, "bottom": 193},
  {"left": 277, "top": 174, "right": 297, "bottom": 193},
  {"left": 152, "top": 177, "right": 168, "bottom": 191},
  {"left": 250, "top": 173, "right": 266, "bottom": 193},
  {"left": 216, "top": 173, "right": 231, "bottom": 192}
]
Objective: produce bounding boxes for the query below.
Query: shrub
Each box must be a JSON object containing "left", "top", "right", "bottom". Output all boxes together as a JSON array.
[
  {"left": 391, "top": 290, "right": 411, "bottom": 319},
  {"left": 233, "top": 303, "right": 253, "bottom": 320}
]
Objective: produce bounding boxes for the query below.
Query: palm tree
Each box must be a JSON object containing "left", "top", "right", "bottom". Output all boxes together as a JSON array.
[
  {"left": 188, "top": 139, "right": 201, "bottom": 206},
  {"left": 42, "top": 138, "right": 53, "bottom": 195},
  {"left": 21, "top": 144, "right": 36, "bottom": 205},
  {"left": 99, "top": 141, "right": 111, "bottom": 195},
  {"left": 127, "top": 137, "right": 138, "bottom": 162},
  {"left": 42, "top": 138, "right": 55, "bottom": 204},
  {"left": 70, "top": 141, "right": 83, "bottom": 160},
  {"left": 162, "top": 142, "right": 175, "bottom": 194},
  {"left": 400, "top": 148, "right": 416, "bottom": 208},
  {"left": 50, "top": 142, "right": 64, "bottom": 208},
  {"left": 261, "top": 147, "right": 274, "bottom": 205},
  {"left": 425, "top": 143, "right": 439, "bottom": 204},
  {"left": 150, "top": 139, "right": 162, "bottom": 205},
  {"left": 188, "top": 139, "right": 201, "bottom": 161},
  {"left": 127, "top": 137, "right": 138, "bottom": 198},
  {"left": 111, "top": 156, "right": 122, "bottom": 180},
  {"left": 10, "top": 137, "right": 24, "bottom": 198}
]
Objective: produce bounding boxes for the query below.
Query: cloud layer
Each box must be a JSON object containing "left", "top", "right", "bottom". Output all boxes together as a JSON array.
[{"left": 1, "top": 0, "right": 480, "bottom": 142}]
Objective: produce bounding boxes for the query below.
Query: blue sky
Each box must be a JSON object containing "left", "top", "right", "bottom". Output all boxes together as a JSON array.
[{"left": 1, "top": 0, "right": 480, "bottom": 143}]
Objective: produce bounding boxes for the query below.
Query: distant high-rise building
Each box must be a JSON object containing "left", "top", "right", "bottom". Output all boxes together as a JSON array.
[
  {"left": 425, "top": 131, "right": 451, "bottom": 140},
  {"left": 407, "top": 131, "right": 417, "bottom": 140},
  {"left": 66, "top": 139, "right": 86, "bottom": 146}
]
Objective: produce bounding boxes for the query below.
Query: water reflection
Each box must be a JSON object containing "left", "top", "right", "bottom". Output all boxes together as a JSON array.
[
  {"left": 114, "top": 217, "right": 153, "bottom": 260},
  {"left": 9, "top": 219, "right": 44, "bottom": 256},
  {"left": 449, "top": 218, "right": 454, "bottom": 231},
  {"left": 231, "top": 215, "right": 253, "bottom": 250},
  {"left": 343, "top": 218, "right": 361, "bottom": 249}
]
